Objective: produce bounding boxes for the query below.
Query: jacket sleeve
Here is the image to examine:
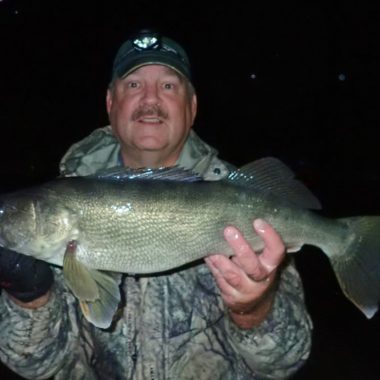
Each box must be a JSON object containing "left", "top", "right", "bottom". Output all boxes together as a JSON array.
[
  {"left": 225, "top": 261, "right": 312, "bottom": 379},
  {"left": 0, "top": 270, "right": 81, "bottom": 380}
]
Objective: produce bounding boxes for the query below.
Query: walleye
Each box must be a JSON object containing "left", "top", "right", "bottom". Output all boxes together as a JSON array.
[{"left": 0, "top": 158, "right": 379, "bottom": 328}]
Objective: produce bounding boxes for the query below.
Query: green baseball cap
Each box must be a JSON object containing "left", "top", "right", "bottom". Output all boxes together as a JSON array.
[{"left": 111, "top": 30, "right": 192, "bottom": 83}]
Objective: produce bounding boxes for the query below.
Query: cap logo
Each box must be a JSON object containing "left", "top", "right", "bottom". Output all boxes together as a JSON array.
[{"left": 133, "top": 35, "right": 160, "bottom": 50}]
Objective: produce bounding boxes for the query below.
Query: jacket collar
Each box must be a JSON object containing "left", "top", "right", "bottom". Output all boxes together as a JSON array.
[{"left": 60, "top": 126, "right": 229, "bottom": 179}]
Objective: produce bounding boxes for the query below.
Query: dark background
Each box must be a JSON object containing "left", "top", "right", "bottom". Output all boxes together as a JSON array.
[{"left": 1, "top": 0, "right": 380, "bottom": 379}]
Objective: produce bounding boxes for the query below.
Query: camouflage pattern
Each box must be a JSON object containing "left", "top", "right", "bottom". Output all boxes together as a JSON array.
[{"left": 0, "top": 127, "right": 312, "bottom": 379}]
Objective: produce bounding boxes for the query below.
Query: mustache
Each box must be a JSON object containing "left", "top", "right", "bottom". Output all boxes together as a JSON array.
[{"left": 132, "top": 105, "right": 168, "bottom": 121}]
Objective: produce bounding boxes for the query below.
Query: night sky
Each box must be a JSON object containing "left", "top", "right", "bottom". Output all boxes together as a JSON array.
[{"left": 1, "top": 1, "right": 380, "bottom": 379}]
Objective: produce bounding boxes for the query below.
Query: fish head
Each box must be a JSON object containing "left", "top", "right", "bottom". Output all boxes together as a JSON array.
[
  {"left": 0, "top": 191, "right": 38, "bottom": 251},
  {"left": 0, "top": 188, "right": 75, "bottom": 257}
]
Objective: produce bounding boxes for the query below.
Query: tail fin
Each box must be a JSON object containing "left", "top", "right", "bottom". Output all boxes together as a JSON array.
[{"left": 329, "top": 216, "right": 380, "bottom": 318}]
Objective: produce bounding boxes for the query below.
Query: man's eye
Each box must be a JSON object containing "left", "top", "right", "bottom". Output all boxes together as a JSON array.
[
  {"left": 163, "top": 83, "right": 174, "bottom": 90},
  {"left": 128, "top": 82, "right": 139, "bottom": 88}
]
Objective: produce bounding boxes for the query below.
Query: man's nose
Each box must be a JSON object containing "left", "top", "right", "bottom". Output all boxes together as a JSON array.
[{"left": 141, "top": 84, "right": 160, "bottom": 104}]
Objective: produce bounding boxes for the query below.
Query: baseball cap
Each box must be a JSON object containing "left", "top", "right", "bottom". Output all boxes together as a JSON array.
[{"left": 110, "top": 30, "right": 192, "bottom": 83}]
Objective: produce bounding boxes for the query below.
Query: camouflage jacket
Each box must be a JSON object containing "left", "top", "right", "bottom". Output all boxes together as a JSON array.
[{"left": 0, "top": 127, "right": 312, "bottom": 380}]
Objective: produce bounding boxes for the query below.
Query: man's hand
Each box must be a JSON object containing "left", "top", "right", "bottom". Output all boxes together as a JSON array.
[
  {"left": 205, "top": 219, "right": 286, "bottom": 329},
  {"left": 0, "top": 247, "right": 53, "bottom": 309}
]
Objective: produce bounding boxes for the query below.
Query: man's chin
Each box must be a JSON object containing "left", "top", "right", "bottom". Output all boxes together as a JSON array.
[{"left": 135, "top": 136, "right": 167, "bottom": 151}]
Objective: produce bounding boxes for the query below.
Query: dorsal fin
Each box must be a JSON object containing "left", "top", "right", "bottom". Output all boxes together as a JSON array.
[
  {"left": 90, "top": 166, "right": 202, "bottom": 183},
  {"left": 227, "top": 157, "right": 322, "bottom": 210}
]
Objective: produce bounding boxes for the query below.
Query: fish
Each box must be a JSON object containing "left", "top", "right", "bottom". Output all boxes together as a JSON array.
[{"left": 0, "top": 157, "right": 379, "bottom": 328}]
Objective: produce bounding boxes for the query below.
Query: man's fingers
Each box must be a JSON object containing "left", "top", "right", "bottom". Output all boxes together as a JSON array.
[
  {"left": 253, "top": 219, "right": 285, "bottom": 271},
  {"left": 223, "top": 220, "right": 286, "bottom": 282},
  {"left": 205, "top": 256, "right": 241, "bottom": 296},
  {"left": 224, "top": 226, "right": 265, "bottom": 280}
]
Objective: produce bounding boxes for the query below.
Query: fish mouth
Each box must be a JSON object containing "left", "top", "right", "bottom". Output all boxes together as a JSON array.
[{"left": 0, "top": 232, "right": 19, "bottom": 252}]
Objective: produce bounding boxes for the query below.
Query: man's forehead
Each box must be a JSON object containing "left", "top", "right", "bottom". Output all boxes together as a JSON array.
[{"left": 126, "top": 64, "right": 184, "bottom": 80}]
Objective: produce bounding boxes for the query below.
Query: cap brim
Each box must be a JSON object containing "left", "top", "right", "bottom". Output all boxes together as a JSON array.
[{"left": 115, "top": 52, "right": 190, "bottom": 81}]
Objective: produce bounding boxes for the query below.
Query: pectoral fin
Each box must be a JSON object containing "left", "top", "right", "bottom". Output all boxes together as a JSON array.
[
  {"left": 63, "top": 240, "right": 121, "bottom": 329},
  {"left": 78, "top": 270, "right": 121, "bottom": 329}
]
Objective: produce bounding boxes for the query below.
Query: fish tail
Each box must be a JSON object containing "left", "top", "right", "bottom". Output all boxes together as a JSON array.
[{"left": 329, "top": 216, "right": 380, "bottom": 318}]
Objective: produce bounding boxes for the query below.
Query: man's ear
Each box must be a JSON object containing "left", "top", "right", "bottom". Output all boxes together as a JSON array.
[
  {"left": 106, "top": 89, "right": 113, "bottom": 114},
  {"left": 191, "top": 94, "right": 198, "bottom": 124}
]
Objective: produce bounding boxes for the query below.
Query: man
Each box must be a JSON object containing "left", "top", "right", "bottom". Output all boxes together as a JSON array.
[{"left": 0, "top": 30, "right": 312, "bottom": 379}]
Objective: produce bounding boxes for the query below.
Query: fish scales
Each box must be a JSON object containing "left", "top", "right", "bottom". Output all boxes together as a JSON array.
[
  {"left": 19, "top": 177, "right": 344, "bottom": 273},
  {"left": 48, "top": 178, "right": 262, "bottom": 273}
]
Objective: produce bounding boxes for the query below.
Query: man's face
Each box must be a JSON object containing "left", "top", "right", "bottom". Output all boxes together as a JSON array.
[{"left": 107, "top": 65, "right": 197, "bottom": 167}]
